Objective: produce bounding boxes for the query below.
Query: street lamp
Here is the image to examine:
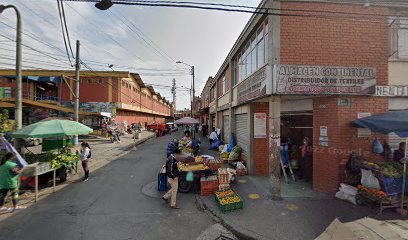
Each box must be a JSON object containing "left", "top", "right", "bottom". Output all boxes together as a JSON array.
[
  {"left": 176, "top": 61, "right": 195, "bottom": 118},
  {"left": 95, "top": 0, "right": 114, "bottom": 10},
  {"left": 0, "top": 5, "right": 22, "bottom": 130}
]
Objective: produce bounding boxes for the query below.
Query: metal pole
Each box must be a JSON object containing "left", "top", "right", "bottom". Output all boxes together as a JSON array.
[
  {"left": 192, "top": 66, "right": 195, "bottom": 139},
  {"left": 74, "top": 40, "right": 80, "bottom": 145}
]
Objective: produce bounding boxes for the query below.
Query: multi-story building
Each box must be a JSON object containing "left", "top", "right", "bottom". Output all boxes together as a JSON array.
[
  {"left": 174, "top": 108, "right": 191, "bottom": 119},
  {"left": 199, "top": 77, "right": 212, "bottom": 126},
  {"left": 0, "top": 69, "right": 172, "bottom": 128},
  {"left": 204, "top": 0, "right": 408, "bottom": 194}
]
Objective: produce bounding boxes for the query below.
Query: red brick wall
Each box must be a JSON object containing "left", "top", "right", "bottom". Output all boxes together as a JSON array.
[
  {"left": 280, "top": 2, "right": 389, "bottom": 194},
  {"left": 253, "top": 102, "right": 269, "bottom": 176}
]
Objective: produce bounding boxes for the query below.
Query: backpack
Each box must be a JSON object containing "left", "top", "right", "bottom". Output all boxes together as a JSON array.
[{"left": 87, "top": 149, "right": 92, "bottom": 159}]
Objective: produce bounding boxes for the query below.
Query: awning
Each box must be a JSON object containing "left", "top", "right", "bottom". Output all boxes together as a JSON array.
[
  {"left": 100, "top": 112, "right": 112, "bottom": 118},
  {"left": 352, "top": 110, "right": 408, "bottom": 137},
  {"left": 27, "top": 76, "right": 61, "bottom": 84}
]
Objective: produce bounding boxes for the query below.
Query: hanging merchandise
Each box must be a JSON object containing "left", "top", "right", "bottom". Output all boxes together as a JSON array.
[{"left": 372, "top": 138, "right": 384, "bottom": 154}]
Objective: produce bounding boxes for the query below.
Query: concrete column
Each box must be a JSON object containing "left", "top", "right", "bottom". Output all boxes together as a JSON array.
[
  {"left": 248, "top": 103, "right": 254, "bottom": 175},
  {"left": 268, "top": 0, "right": 281, "bottom": 199},
  {"left": 228, "top": 58, "right": 235, "bottom": 140}
]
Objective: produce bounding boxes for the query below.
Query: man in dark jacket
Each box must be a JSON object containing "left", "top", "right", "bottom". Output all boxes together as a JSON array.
[
  {"left": 394, "top": 142, "right": 406, "bottom": 162},
  {"left": 166, "top": 139, "right": 179, "bottom": 158},
  {"left": 163, "top": 148, "right": 181, "bottom": 209}
]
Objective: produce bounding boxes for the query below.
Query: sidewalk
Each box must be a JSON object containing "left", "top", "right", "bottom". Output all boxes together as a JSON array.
[
  {"left": 197, "top": 176, "right": 405, "bottom": 240},
  {"left": 196, "top": 136, "right": 405, "bottom": 240},
  {"left": 0, "top": 130, "right": 155, "bottom": 221}
]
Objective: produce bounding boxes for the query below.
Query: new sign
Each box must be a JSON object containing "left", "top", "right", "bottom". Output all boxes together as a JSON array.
[
  {"left": 274, "top": 65, "right": 376, "bottom": 95},
  {"left": 375, "top": 85, "right": 408, "bottom": 97}
]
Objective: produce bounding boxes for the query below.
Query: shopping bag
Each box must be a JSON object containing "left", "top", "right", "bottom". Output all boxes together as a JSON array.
[{"left": 186, "top": 171, "right": 194, "bottom": 182}]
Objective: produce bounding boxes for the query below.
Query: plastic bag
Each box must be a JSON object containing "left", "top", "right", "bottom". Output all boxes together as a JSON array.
[
  {"left": 339, "top": 183, "right": 357, "bottom": 196},
  {"left": 335, "top": 191, "right": 357, "bottom": 205},
  {"left": 373, "top": 138, "right": 384, "bottom": 154},
  {"left": 236, "top": 162, "right": 246, "bottom": 170},
  {"left": 186, "top": 171, "right": 194, "bottom": 182},
  {"left": 361, "top": 169, "right": 380, "bottom": 189},
  {"left": 226, "top": 133, "right": 236, "bottom": 153}
]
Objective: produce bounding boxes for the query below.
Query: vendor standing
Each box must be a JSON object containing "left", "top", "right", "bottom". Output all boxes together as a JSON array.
[
  {"left": 393, "top": 142, "right": 406, "bottom": 162},
  {"left": 162, "top": 148, "right": 181, "bottom": 209},
  {"left": 0, "top": 153, "right": 26, "bottom": 212}
]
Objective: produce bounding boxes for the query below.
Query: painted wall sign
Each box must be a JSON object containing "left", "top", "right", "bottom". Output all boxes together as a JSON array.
[
  {"left": 319, "top": 137, "right": 329, "bottom": 147},
  {"left": 237, "top": 65, "right": 271, "bottom": 104},
  {"left": 375, "top": 85, "right": 408, "bottom": 97},
  {"left": 274, "top": 65, "right": 376, "bottom": 95},
  {"left": 254, "top": 113, "right": 267, "bottom": 138}
]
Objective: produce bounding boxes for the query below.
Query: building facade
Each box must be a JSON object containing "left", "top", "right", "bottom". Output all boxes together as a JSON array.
[
  {"left": 204, "top": 0, "right": 408, "bottom": 194},
  {"left": 0, "top": 70, "right": 172, "bottom": 128},
  {"left": 174, "top": 108, "right": 191, "bottom": 119}
]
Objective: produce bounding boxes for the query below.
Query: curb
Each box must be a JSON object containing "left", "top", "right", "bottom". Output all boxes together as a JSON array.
[{"left": 195, "top": 195, "right": 258, "bottom": 240}]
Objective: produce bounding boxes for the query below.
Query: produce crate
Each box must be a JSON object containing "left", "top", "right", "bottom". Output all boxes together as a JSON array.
[
  {"left": 215, "top": 192, "right": 244, "bottom": 213},
  {"left": 208, "top": 162, "right": 222, "bottom": 170},
  {"left": 218, "top": 168, "right": 229, "bottom": 184},
  {"left": 215, "top": 189, "right": 236, "bottom": 199},
  {"left": 22, "top": 162, "right": 52, "bottom": 176},
  {"left": 200, "top": 177, "right": 218, "bottom": 196},
  {"left": 218, "top": 183, "right": 230, "bottom": 191}
]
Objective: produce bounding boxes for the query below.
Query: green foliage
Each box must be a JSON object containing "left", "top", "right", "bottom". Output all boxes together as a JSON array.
[{"left": 0, "top": 109, "right": 16, "bottom": 134}]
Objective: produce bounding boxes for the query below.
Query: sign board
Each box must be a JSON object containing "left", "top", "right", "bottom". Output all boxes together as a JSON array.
[
  {"left": 254, "top": 113, "right": 267, "bottom": 138},
  {"left": 274, "top": 65, "right": 376, "bottom": 95},
  {"left": 357, "top": 112, "right": 371, "bottom": 137},
  {"left": 237, "top": 65, "right": 271, "bottom": 104},
  {"left": 320, "top": 126, "right": 328, "bottom": 137},
  {"left": 2, "top": 87, "right": 11, "bottom": 98},
  {"left": 319, "top": 136, "right": 329, "bottom": 147},
  {"left": 375, "top": 85, "right": 408, "bottom": 97}
]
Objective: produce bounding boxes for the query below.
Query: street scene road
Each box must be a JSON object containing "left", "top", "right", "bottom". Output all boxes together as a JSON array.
[{"left": 0, "top": 133, "right": 223, "bottom": 240}]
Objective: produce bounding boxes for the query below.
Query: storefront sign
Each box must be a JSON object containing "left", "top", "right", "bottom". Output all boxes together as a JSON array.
[
  {"left": 237, "top": 65, "right": 271, "bottom": 104},
  {"left": 357, "top": 112, "right": 371, "bottom": 137},
  {"left": 375, "top": 85, "right": 408, "bottom": 97},
  {"left": 0, "top": 87, "right": 12, "bottom": 99},
  {"left": 274, "top": 65, "right": 376, "bottom": 95},
  {"left": 319, "top": 137, "right": 329, "bottom": 147},
  {"left": 254, "top": 113, "right": 267, "bottom": 138},
  {"left": 320, "top": 126, "right": 328, "bottom": 137}
]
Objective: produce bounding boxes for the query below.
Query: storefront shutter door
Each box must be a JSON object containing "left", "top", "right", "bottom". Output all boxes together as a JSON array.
[
  {"left": 223, "top": 115, "right": 230, "bottom": 143},
  {"left": 235, "top": 114, "right": 249, "bottom": 154}
]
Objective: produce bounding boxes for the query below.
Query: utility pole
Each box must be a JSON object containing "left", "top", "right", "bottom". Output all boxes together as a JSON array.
[
  {"left": 192, "top": 66, "right": 195, "bottom": 118},
  {"left": 74, "top": 40, "right": 80, "bottom": 145},
  {"left": 171, "top": 78, "right": 176, "bottom": 123}
]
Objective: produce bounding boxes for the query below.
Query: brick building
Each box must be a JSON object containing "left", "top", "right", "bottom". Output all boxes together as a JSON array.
[
  {"left": 0, "top": 69, "right": 172, "bottom": 128},
  {"left": 174, "top": 108, "right": 191, "bottom": 119},
  {"left": 204, "top": 0, "right": 408, "bottom": 195}
]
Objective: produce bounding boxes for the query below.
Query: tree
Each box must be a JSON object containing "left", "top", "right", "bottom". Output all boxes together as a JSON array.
[{"left": 0, "top": 110, "right": 16, "bottom": 134}]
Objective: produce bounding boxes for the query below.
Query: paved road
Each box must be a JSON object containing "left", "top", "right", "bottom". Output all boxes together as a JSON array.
[{"left": 0, "top": 133, "right": 215, "bottom": 240}]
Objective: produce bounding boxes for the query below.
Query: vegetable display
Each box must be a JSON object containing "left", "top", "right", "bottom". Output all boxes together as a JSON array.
[
  {"left": 357, "top": 185, "right": 387, "bottom": 199},
  {"left": 24, "top": 149, "right": 79, "bottom": 170},
  {"left": 177, "top": 162, "right": 209, "bottom": 172},
  {"left": 220, "top": 195, "right": 241, "bottom": 205}
]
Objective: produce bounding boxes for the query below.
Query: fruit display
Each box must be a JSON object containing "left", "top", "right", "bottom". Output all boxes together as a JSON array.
[
  {"left": 357, "top": 185, "right": 387, "bottom": 200},
  {"left": 220, "top": 152, "right": 229, "bottom": 159},
  {"left": 362, "top": 161, "right": 380, "bottom": 170},
  {"left": 177, "top": 162, "right": 209, "bottom": 172},
  {"left": 208, "top": 158, "right": 221, "bottom": 164},
  {"left": 195, "top": 156, "right": 204, "bottom": 163},
  {"left": 24, "top": 149, "right": 79, "bottom": 170},
  {"left": 219, "top": 195, "right": 241, "bottom": 205},
  {"left": 215, "top": 189, "right": 235, "bottom": 198},
  {"left": 182, "top": 147, "right": 193, "bottom": 154},
  {"left": 378, "top": 162, "right": 404, "bottom": 178}
]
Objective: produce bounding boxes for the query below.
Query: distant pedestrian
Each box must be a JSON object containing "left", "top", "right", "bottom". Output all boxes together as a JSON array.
[
  {"left": 163, "top": 148, "right": 181, "bottom": 209},
  {"left": 77, "top": 142, "right": 91, "bottom": 181},
  {"left": 0, "top": 152, "right": 26, "bottom": 212}
]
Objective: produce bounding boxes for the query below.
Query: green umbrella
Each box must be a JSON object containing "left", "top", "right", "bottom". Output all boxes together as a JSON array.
[{"left": 10, "top": 119, "right": 93, "bottom": 138}]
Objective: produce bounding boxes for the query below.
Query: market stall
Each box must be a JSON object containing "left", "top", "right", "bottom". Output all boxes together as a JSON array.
[
  {"left": 9, "top": 119, "right": 93, "bottom": 202},
  {"left": 352, "top": 110, "right": 408, "bottom": 214}
]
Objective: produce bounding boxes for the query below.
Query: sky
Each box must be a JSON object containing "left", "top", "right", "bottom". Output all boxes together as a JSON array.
[{"left": 0, "top": 0, "right": 261, "bottom": 110}]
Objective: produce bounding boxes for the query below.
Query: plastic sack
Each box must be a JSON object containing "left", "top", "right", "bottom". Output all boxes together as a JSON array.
[
  {"left": 236, "top": 162, "right": 246, "bottom": 170},
  {"left": 361, "top": 169, "right": 381, "bottom": 189},
  {"left": 222, "top": 145, "right": 228, "bottom": 153},
  {"left": 186, "top": 171, "right": 194, "bottom": 182},
  {"left": 209, "top": 139, "right": 222, "bottom": 150},
  {"left": 226, "top": 133, "right": 236, "bottom": 153},
  {"left": 373, "top": 138, "right": 384, "bottom": 154},
  {"left": 335, "top": 191, "right": 357, "bottom": 205},
  {"left": 218, "top": 145, "right": 225, "bottom": 152},
  {"left": 339, "top": 183, "right": 357, "bottom": 196}
]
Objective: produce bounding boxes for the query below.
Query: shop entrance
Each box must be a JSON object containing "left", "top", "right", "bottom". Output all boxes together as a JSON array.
[{"left": 280, "top": 112, "right": 314, "bottom": 188}]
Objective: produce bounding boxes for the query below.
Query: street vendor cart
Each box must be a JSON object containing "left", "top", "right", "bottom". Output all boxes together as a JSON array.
[{"left": 353, "top": 110, "right": 408, "bottom": 214}]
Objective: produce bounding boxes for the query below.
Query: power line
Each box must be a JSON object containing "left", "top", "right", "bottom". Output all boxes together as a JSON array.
[{"left": 57, "top": 0, "right": 74, "bottom": 66}]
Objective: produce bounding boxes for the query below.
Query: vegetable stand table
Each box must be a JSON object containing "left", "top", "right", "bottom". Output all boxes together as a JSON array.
[
  {"left": 22, "top": 162, "right": 57, "bottom": 202},
  {"left": 178, "top": 169, "right": 216, "bottom": 193}
]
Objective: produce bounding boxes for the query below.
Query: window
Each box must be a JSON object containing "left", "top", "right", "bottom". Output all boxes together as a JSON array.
[
  {"left": 222, "top": 75, "right": 227, "bottom": 95},
  {"left": 87, "top": 79, "right": 93, "bottom": 84},
  {"left": 390, "top": 18, "right": 408, "bottom": 59},
  {"left": 99, "top": 80, "right": 104, "bottom": 84}
]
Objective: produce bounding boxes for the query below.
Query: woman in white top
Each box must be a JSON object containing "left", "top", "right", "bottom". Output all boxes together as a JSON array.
[{"left": 78, "top": 142, "right": 91, "bottom": 181}]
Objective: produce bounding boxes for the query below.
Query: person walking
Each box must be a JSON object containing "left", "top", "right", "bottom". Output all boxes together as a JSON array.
[
  {"left": 0, "top": 152, "right": 26, "bottom": 212},
  {"left": 77, "top": 142, "right": 91, "bottom": 181},
  {"left": 162, "top": 148, "right": 181, "bottom": 209}
]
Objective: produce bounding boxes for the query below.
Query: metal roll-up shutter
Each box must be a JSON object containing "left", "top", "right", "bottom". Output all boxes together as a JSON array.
[
  {"left": 235, "top": 114, "right": 249, "bottom": 154},
  {"left": 223, "top": 115, "right": 230, "bottom": 143}
]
